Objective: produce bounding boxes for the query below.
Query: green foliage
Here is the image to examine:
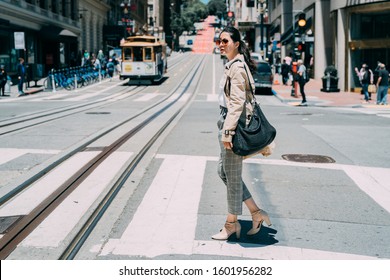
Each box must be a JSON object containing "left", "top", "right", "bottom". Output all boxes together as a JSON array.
[
  {"left": 207, "top": 0, "right": 226, "bottom": 17},
  {"left": 170, "top": 0, "right": 208, "bottom": 36}
]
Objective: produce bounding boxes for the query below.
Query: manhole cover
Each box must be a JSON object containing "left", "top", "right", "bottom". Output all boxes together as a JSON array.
[
  {"left": 85, "top": 112, "right": 111, "bottom": 115},
  {"left": 0, "top": 215, "right": 24, "bottom": 234},
  {"left": 282, "top": 154, "right": 336, "bottom": 163}
]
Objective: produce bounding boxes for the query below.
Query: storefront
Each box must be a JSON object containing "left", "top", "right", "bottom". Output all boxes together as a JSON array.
[
  {"left": 348, "top": 5, "right": 390, "bottom": 89},
  {"left": 332, "top": 0, "right": 390, "bottom": 91},
  {"left": 0, "top": 25, "right": 78, "bottom": 83},
  {"left": 0, "top": 21, "right": 31, "bottom": 78}
]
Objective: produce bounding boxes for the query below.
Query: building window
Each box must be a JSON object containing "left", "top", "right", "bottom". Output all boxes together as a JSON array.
[{"left": 351, "top": 12, "right": 390, "bottom": 40}]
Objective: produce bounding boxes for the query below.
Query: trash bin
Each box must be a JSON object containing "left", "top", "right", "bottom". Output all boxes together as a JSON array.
[{"left": 321, "top": 65, "right": 340, "bottom": 92}]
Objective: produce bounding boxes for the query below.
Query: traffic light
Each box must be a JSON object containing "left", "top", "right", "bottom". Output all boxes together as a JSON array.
[
  {"left": 297, "top": 43, "right": 305, "bottom": 52},
  {"left": 227, "top": 11, "right": 235, "bottom": 26},
  {"left": 227, "top": 11, "right": 234, "bottom": 18},
  {"left": 247, "top": 0, "right": 255, "bottom": 7},
  {"left": 298, "top": 13, "right": 306, "bottom": 33}
]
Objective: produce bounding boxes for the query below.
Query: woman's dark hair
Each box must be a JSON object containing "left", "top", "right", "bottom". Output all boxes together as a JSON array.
[{"left": 221, "top": 26, "right": 257, "bottom": 74}]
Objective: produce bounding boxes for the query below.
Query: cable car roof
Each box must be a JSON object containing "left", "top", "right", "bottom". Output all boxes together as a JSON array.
[{"left": 121, "top": 35, "right": 166, "bottom": 47}]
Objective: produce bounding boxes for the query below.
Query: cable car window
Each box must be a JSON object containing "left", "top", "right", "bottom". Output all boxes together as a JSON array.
[
  {"left": 144, "top": 47, "right": 152, "bottom": 61},
  {"left": 124, "top": 48, "right": 132, "bottom": 61},
  {"left": 134, "top": 47, "right": 143, "bottom": 61}
]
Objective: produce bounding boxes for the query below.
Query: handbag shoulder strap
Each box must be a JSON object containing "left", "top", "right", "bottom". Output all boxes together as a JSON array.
[{"left": 242, "top": 63, "right": 256, "bottom": 102}]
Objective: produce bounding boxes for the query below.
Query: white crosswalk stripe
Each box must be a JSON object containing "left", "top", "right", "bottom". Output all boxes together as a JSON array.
[
  {"left": 18, "top": 151, "right": 133, "bottom": 247},
  {"left": 1, "top": 150, "right": 388, "bottom": 258},
  {"left": 0, "top": 148, "right": 60, "bottom": 165},
  {"left": 100, "top": 154, "right": 387, "bottom": 259},
  {"left": 0, "top": 151, "right": 100, "bottom": 216}
]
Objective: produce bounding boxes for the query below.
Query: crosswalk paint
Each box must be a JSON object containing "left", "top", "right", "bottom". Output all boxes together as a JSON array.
[
  {"left": 103, "top": 154, "right": 208, "bottom": 257},
  {"left": 192, "top": 241, "right": 378, "bottom": 260},
  {"left": 19, "top": 151, "right": 133, "bottom": 247},
  {"left": 99, "top": 154, "right": 388, "bottom": 259},
  {"left": 0, "top": 151, "right": 100, "bottom": 216},
  {"left": 0, "top": 148, "right": 60, "bottom": 165},
  {"left": 134, "top": 93, "right": 160, "bottom": 102}
]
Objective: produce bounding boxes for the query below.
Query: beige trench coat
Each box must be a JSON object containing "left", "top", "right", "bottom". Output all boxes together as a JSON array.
[{"left": 221, "top": 54, "right": 255, "bottom": 143}]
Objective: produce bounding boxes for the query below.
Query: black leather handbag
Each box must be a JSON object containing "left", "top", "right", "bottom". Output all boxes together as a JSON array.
[{"left": 231, "top": 65, "right": 276, "bottom": 157}]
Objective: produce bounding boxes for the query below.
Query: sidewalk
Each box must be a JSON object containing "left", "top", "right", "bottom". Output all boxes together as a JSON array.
[
  {"left": 272, "top": 73, "right": 390, "bottom": 109},
  {"left": 1, "top": 75, "right": 117, "bottom": 99},
  {"left": 1, "top": 79, "right": 45, "bottom": 98}
]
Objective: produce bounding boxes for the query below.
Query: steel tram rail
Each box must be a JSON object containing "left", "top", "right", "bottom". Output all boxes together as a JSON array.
[
  {"left": 0, "top": 55, "right": 191, "bottom": 206},
  {"left": 0, "top": 55, "right": 205, "bottom": 259},
  {"left": 0, "top": 54, "right": 187, "bottom": 136}
]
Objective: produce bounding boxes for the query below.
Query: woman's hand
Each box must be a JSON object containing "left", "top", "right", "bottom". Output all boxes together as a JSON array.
[{"left": 223, "top": 141, "right": 233, "bottom": 149}]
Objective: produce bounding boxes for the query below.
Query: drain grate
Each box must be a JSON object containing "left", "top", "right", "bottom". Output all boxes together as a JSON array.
[
  {"left": 0, "top": 215, "right": 24, "bottom": 234},
  {"left": 282, "top": 154, "right": 336, "bottom": 163}
]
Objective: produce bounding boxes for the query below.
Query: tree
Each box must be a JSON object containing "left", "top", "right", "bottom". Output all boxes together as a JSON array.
[
  {"left": 207, "top": 0, "right": 226, "bottom": 18},
  {"left": 170, "top": 0, "right": 208, "bottom": 37}
]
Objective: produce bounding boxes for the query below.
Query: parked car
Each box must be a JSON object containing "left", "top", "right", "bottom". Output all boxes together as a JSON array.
[
  {"left": 250, "top": 52, "right": 263, "bottom": 63},
  {"left": 253, "top": 60, "right": 273, "bottom": 95}
]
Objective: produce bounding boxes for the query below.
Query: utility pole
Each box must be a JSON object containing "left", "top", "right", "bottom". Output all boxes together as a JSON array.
[{"left": 257, "top": 0, "right": 266, "bottom": 57}]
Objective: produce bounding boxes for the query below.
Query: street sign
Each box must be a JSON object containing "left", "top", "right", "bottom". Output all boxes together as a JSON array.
[
  {"left": 14, "top": 32, "right": 25, "bottom": 50},
  {"left": 295, "top": 35, "right": 314, "bottom": 43}
]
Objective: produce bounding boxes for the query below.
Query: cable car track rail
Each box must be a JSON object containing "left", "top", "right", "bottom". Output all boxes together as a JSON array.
[
  {"left": 0, "top": 54, "right": 199, "bottom": 206},
  {"left": 0, "top": 55, "right": 188, "bottom": 136},
  {"left": 0, "top": 55, "right": 205, "bottom": 259}
]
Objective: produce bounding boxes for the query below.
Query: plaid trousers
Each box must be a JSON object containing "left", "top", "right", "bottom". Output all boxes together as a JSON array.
[{"left": 217, "top": 116, "right": 252, "bottom": 215}]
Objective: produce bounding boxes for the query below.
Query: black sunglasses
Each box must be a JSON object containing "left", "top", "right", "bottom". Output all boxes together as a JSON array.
[{"left": 216, "top": 38, "right": 229, "bottom": 46}]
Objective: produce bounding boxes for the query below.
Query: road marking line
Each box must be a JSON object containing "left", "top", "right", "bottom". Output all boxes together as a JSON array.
[
  {"left": 19, "top": 151, "right": 133, "bottom": 247},
  {"left": 192, "top": 241, "right": 378, "bottom": 260},
  {"left": 99, "top": 154, "right": 389, "bottom": 259},
  {"left": 134, "top": 93, "right": 159, "bottom": 102},
  {"left": 0, "top": 151, "right": 100, "bottom": 216},
  {"left": 0, "top": 148, "right": 60, "bottom": 165},
  {"left": 104, "top": 154, "right": 207, "bottom": 257},
  {"left": 342, "top": 165, "right": 390, "bottom": 213}
]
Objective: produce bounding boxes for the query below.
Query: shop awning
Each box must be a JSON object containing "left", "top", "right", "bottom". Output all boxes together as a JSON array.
[{"left": 40, "top": 26, "right": 78, "bottom": 42}]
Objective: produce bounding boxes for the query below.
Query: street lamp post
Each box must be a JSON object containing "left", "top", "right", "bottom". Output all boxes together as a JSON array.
[
  {"left": 291, "top": 10, "right": 304, "bottom": 61},
  {"left": 258, "top": 0, "right": 266, "bottom": 57}
]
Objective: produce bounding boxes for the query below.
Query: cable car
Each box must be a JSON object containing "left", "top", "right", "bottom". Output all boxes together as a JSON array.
[{"left": 120, "top": 35, "right": 167, "bottom": 83}]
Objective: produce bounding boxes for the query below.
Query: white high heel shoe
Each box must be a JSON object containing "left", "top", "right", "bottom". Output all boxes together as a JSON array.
[
  {"left": 212, "top": 221, "right": 241, "bottom": 240},
  {"left": 247, "top": 209, "right": 272, "bottom": 235}
]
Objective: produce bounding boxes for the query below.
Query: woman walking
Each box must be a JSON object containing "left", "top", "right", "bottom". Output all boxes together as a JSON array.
[{"left": 212, "top": 26, "right": 272, "bottom": 240}]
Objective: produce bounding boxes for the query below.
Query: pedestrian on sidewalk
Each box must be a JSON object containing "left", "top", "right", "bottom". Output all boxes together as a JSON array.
[
  {"left": 0, "top": 65, "right": 7, "bottom": 96},
  {"left": 297, "top": 59, "right": 308, "bottom": 106},
  {"left": 106, "top": 58, "right": 115, "bottom": 81},
  {"left": 281, "top": 59, "right": 291, "bottom": 85},
  {"left": 376, "top": 63, "right": 389, "bottom": 105},
  {"left": 212, "top": 26, "right": 272, "bottom": 241},
  {"left": 355, "top": 63, "right": 374, "bottom": 103},
  {"left": 17, "top": 57, "right": 26, "bottom": 96}
]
